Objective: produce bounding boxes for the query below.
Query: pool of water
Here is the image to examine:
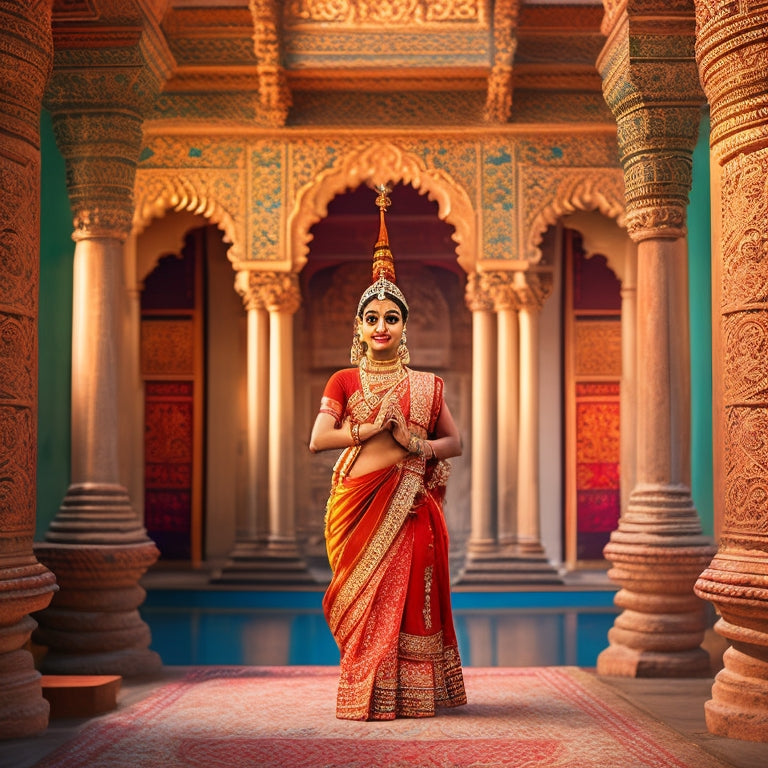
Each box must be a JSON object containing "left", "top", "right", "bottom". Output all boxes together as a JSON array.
[{"left": 140, "top": 589, "right": 619, "bottom": 668}]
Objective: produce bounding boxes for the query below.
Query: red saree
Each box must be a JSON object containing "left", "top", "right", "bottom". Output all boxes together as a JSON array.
[{"left": 320, "top": 365, "right": 466, "bottom": 720}]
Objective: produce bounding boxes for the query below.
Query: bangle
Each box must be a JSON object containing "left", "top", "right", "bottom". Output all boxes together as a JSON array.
[
  {"left": 407, "top": 434, "right": 421, "bottom": 455},
  {"left": 351, "top": 422, "right": 362, "bottom": 446}
]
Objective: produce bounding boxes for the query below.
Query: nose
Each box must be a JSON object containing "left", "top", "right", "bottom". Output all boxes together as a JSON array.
[{"left": 375, "top": 316, "right": 387, "bottom": 332}]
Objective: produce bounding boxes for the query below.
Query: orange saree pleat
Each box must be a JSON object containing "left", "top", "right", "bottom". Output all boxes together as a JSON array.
[{"left": 323, "top": 460, "right": 466, "bottom": 720}]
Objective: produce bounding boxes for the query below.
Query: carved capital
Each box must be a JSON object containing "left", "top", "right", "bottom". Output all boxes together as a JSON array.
[
  {"left": 464, "top": 272, "right": 495, "bottom": 313},
  {"left": 478, "top": 271, "right": 520, "bottom": 311},
  {"left": 598, "top": 4, "right": 704, "bottom": 241},
  {"left": 44, "top": 28, "right": 169, "bottom": 241},
  {"left": 236, "top": 270, "right": 301, "bottom": 314},
  {"left": 513, "top": 270, "right": 553, "bottom": 311}
]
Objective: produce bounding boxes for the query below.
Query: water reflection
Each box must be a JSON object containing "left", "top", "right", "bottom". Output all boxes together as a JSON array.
[{"left": 141, "top": 590, "right": 618, "bottom": 668}]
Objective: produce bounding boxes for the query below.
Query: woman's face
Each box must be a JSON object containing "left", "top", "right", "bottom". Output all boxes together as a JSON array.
[{"left": 358, "top": 298, "right": 404, "bottom": 361}]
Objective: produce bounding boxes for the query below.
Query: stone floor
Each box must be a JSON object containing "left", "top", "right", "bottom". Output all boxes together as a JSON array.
[{"left": 2, "top": 671, "right": 767, "bottom": 768}]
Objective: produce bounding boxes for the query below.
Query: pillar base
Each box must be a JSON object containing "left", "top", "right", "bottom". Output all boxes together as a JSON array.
[
  {"left": 211, "top": 539, "right": 318, "bottom": 586},
  {"left": 454, "top": 544, "right": 562, "bottom": 586},
  {"left": 33, "top": 541, "right": 162, "bottom": 678},
  {"left": 703, "top": 648, "right": 768, "bottom": 743},
  {"left": 597, "top": 643, "right": 712, "bottom": 678},
  {"left": 0, "top": 648, "right": 50, "bottom": 740},
  {"left": 0, "top": 560, "right": 58, "bottom": 739},
  {"left": 695, "top": 553, "right": 768, "bottom": 742}
]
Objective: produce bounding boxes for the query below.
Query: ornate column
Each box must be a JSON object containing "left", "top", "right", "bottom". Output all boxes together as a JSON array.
[
  {"left": 212, "top": 271, "right": 315, "bottom": 584},
  {"left": 461, "top": 273, "right": 498, "bottom": 565},
  {"left": 619, "top": 244, "right": 638, "bottom": 517},
  {"left": 514, "top": 270, "right": 555, "bottom": 563},
  {"left": 0, "top": 0, "right": 58, "bottom": 739},
  {"left": 456, "top": 270, "right": 560, "bottom": 585},
  {"left": 489, "top": 272, "right": 521, "bottom": 547},
  {"left": 596, "top": 1, "right": 715, "bottom": 678},
  {"left": 692, "top": 1, "right": 768, "bottom": 742},
  {"left": 32, "top": 27, "right": 170, "bottom": 676}
]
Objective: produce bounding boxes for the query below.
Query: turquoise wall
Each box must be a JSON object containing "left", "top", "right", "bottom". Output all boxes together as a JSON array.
[
  {"left": 688, "top": 113, "right": 714, "bottom": 538},
  {"left": 37, "top": 110, "right": 72, "bottom": 539}
]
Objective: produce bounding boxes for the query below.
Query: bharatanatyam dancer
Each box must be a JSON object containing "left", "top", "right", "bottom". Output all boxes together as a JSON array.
[{"left": 309, "top": 185, "right": 467, "bottom": 720}]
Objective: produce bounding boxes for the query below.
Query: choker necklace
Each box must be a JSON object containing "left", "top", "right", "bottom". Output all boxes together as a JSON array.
[{"left": 359, "top": 356, "right": 405, "bottom": 407}]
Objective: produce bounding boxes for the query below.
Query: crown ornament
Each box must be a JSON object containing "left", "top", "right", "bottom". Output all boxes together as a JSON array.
[{"left": 356, "top": 183, "right": 409, "bottom": 317}]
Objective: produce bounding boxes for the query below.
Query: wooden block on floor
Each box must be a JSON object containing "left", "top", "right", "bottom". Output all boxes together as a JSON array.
[{"left": 41, "top": 675, "right": 122, "bottom": 719}]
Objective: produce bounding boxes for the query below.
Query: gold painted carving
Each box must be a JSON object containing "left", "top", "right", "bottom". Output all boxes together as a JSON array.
[
  {"left": 141, "top": 319, "right": 195, "bottom": 376},
  {"left": 133, "top": 170, "right": 244, "bottom": 264},
  {"left": 284, "top": 0, "right": 484, "bottom": 25},
  {"left": 483, "top": 0, "right": 519, "bottom": 124},
  {"left": 524, "top": 165, "right": 625, "bottom": 262},
  {"left": 288, "top": 140, "right": 476, "bottom": 274},
  {"left": 235, "top": 269, "right": 301, "bottom": 313},
  {"left": 575, "top": 320, "right": 621, "bottom": 377},
  {"left": 250, "top": 0, "right": 291, "bottom": 127}
]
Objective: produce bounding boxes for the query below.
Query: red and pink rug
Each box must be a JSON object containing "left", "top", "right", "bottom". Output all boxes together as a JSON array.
[{"left": 34, "top": 666, "right": 728, "bottom": 767}]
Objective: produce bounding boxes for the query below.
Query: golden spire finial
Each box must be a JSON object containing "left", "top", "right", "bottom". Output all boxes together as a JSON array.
[{"left": 371, "top": 184, "right": 394, "bottom": 283}]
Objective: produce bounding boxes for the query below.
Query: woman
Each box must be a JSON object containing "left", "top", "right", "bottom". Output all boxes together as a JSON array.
[{"left": 309, "top": 186, "right": 467, "bottom": 721}]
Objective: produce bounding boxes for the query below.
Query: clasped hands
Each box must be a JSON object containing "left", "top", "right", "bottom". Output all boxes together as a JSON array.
[{"left": 372, "top": 401, "right": 433, "bottom": 459}]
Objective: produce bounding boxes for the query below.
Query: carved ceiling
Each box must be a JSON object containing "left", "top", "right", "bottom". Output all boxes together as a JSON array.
[{"left": 51, "top": 0, "right": 608, "bottom": 126}]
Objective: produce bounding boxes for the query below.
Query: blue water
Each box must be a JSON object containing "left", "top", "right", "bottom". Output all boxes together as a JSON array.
[{"left": 141, "top": 589, "right": 619, "bottom": 668}]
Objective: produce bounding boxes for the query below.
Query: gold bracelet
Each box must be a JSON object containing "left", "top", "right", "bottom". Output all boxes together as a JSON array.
[
  {"left": 351, "top": 422, "right": 362, "bottom": 446},
  {"left": 407, "top": 434, "right": 421, "bottom": 455}
]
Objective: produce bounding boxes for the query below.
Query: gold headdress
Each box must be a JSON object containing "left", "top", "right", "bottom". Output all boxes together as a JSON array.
[
  {"left": 355, "top": 184, "right": 409, "bottom": 319},
  {"left": 351, "top": 184, "right": 410, "bottom": 365}
]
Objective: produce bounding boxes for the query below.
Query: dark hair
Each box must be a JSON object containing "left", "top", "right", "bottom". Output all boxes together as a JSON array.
[{"left": 358, "top": 290, "right": 409, "bottom": 322}]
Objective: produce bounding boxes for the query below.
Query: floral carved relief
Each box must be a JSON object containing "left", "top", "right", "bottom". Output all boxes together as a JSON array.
[{"left": 288, "top": 139, "right": 477, "bottom": 273}]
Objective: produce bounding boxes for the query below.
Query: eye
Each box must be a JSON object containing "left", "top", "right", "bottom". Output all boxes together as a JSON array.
[
  {"left": 385, "top": 314, "right": 400, "bottom": 325},
  {"left": 364, "top": 313, "right": 378, "bottom": 325}
]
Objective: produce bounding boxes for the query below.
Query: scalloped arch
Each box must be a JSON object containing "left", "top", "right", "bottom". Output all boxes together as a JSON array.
[
  {"left": 132, "top": 172, "right": 244, "bottom": 264},
  {"left": 289, "top": 141, "right": 476, "bottom": 274},
  {"left": 526, "top": 168, "right": 626, "bottom": 262}
]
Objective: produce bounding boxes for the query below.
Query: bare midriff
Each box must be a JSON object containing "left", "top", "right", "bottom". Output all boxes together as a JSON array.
[{"left": 347, "top": 429, "right": 408, "bottom": 478}]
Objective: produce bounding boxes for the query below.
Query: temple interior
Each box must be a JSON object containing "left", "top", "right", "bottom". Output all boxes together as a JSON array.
[{"left": 2, "top": 0, "right": 768, "bottom": 763}]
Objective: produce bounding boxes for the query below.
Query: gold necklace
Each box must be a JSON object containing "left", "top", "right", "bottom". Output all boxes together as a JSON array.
[{"left": 359, "top": 356, "right": 406, "bottom": 408}]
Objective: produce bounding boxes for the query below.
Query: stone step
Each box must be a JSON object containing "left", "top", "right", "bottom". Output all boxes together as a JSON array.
[{"left": 40, "top": 675, "right": 122, "bottom": 719}]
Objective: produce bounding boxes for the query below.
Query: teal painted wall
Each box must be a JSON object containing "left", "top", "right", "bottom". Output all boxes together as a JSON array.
[
  {"left": 37, "top": 110, "right": 72, "bottom": 539},
  {"left": 688, "top": 113, "right": 714, "bottom": 538}
]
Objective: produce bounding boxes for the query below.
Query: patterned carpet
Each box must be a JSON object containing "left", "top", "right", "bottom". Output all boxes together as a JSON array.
[{"left": 33, "top": 666, "right": 730, "bottom": 768}]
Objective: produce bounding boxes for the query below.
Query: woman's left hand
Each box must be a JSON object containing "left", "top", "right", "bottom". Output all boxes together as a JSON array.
[{"left": 387, "top": 406, "right": 410, "bottom": 449}]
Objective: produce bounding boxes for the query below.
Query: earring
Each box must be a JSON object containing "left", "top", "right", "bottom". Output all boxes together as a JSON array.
[
  {"left": 350, "top": 331, "right": 363, "bottom": 364},
  {"left": 398, "top": 328, "right": 410, "bottom": 365},
  {"left": 350, "top": 320, "right": 365, "bottom": 364}
]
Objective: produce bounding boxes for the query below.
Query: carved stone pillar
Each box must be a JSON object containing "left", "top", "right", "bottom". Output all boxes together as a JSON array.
[
  {"left": 212, "top": 271, "right": 315, "bottom": 584},
  {"left": 619, "top": 245, "right": 638, "bottom": 517},
  {"left": 596, "top": 2, "right": 715, "bottom": 678},
  {"left": 0, "top": 0, "right": 58, "bottom": 739},
  {"left": 514, "top": 271, "right": 554, "bottom": 560},
  {"left": 692, "top": 1, "right": 768, "bottom": 742},
  {"left": 463, "top": 273, "right": 498, "bottom": 558},
  {"left": 456, "top": 271, "right": 560, "bottom": 585},
  {"left": 490, "top": 273, "right": 521, "bottom": 547},
  {"left": 32, "top": 29, "right": 170, "bottom": 676}
]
